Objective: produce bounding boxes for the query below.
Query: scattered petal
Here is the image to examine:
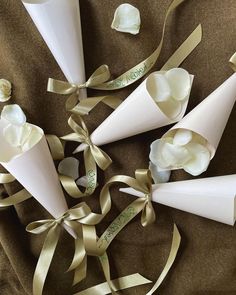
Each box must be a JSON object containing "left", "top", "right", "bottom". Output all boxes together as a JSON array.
[
  {"left": 183, "top": 142, "right": 211, "bottom": 176},
  {"left": 149, "top": 161, "right": 171, "bottom": 183},
  {"left": 0, "top": 79, "right": 12, "bottom": 102},
  {"left": 76, "top": 176, "right": 88, "bottom": 188},
  {"left": 1, "top": 104, "right": 26, "bottom": 126},
  {"left": 165, "top": 68, "right": 191, "bottom": 101},
  {"left": 173, "top": 129, "right": 192, "bottom": 146},
  {"left": 111, "top": 3, "right": 141, "bottom": 35},
  {"left": 58, "top": 157, "right": 79, "bottom": 180},
  {"left": 147, "top": 73, "right": 171, "bottom": 102}
]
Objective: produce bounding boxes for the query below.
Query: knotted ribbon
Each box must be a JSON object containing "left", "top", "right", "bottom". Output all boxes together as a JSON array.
[
  {"left": 59, "top": 115, "right": 111, "bottom": 198},
  {"left": 48, "top": 65, "right": 122, "bottom": 115},
  {"left": 26, "top": 202, "right": 95, "bottom": 295}
]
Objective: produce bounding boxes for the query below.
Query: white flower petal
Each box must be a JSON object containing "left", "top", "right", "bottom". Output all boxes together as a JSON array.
[
  {"left": 149, "top": 138, "right": 171, "bottom": 168},
  {"left": 58, "top": 157, "right": 79, "bottom": 180},
  {"left": 183, "top": 142, "right": 211, "bottom": 176},
  {"left": 147, "top": 73, "right": 171, "bottom": 102},
  {"left": 111, "top": 3, "right": 141, "bottom": 35},
  {"left": 157, "top": 98, "right": 182, "bottom": 119},
  {"left": 149, "top": 161, "right": 171, "bottom": 184},
  {"left": 0, "top": 79, "right": 12, "bottom": 102},
  {"left": 1, "top": 104, "right": 26, "bottom": 126},
  {"left": 76, "top": 176, "right": 88, "bottom": 188},
  {"left": 165, "top": 68, "right": 191, "bottom": 101},
  {"left": 21, "top": 125, "right": 42, "bottom": 152},
  {"left": 161, "top": 141, "right": 192, "bottom": 167},
  {"left": 173, "top": 129, "right": 193, "bottom": 146},
  {"left": 3, "top": 124, "right": 25, "bottom": 148}
]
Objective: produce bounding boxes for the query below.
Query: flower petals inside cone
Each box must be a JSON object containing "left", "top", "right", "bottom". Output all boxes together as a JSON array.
[
  {"left": 147, "top": 68, "right": 192, "bottom": 120},
  {"left": 111, "top": 3, "right": 141, "bottom": 35},
  {"left": 149, "top": 129, "right": 211, "bottom": 176}
]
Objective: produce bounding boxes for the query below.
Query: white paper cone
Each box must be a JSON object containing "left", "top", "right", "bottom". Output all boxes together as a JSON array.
[
  {"left": 164, "top": 73, "right": 236, "bottom": 158},
  {"left": 120, "top": 175, "right": 236, "bottom": 225},
  {"left": 75, "top": 72, "right": 194, "bottom": 152},
  {"left": 0, "top": 119, "right": 68, "bottom": 219},
  {"left": 22, "top": 0, "right": 86, "bottom": 97}
]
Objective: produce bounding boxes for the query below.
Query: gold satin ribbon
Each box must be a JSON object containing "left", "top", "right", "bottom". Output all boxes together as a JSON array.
[
  {"left": 46, "top": 134, "right": 65, "bottom": 161},
  {"left": 0, "top": 172, "right": 15, "bottom": 184},
  {"left": 0, "top": 172, "right": 32, "bottom": 206},
  {"left": 26, "top": 202, "right": 95, "bottom": 295},
  {"left": 48, "top": 65, "right": 122, "bottom": 115},
  {"left": 229, "top": 52, "right": 236, "bottom": 71},
  {"left": 59, "top": 115, "right": 111, "bottom": 198}
]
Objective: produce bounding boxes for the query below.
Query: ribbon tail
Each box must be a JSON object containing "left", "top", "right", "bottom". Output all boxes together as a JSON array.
[
  {"left": 46, "top": 134, "right": 65, "bottom": 160},
  {"left": 74, "top": 273, "right": 151, "bottom": 295},
  {"left": 73, "top": 256, "right": 87, "bottom": 286},
  {"left": 33, "top": 224, "right": 61, "bottom": 295},
  {"left": 90, "top": 145, "right": 112, "bottom": 171},
  {"left": 0, "top": 189, "right": 32, "bottom": 207},
  {"left": 0, "top": 172, "right": 15, "bottom": 184},
  {"left": 146, "top": 224, "right": 181, "bottom": 295}
]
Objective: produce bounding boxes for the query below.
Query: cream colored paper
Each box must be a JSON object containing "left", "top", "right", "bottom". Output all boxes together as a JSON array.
[
  {"left": 164, "top": 73, "right": 236, "bottom": 158},
  {"left": 75, "top": 72, "right": 194, "bottom": 152},
  {"left": 21, "top": 0, "right": 86, "bottom": 97},
  {"left": 0, "top": 119, "right": 69, "bottom": 220},
  {"left": 120, "top": 175, "right": 236, "bottom": 225}
]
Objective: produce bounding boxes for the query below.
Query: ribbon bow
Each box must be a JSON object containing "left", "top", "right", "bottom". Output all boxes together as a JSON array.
[
  {"left": 61, "top": 115, "right": 112, "bottom": 171},
  {"left": 26, "top": 202, "right": 95, "bottom": 295},
  {"left": 47, "top": 65, "right": 121, "bottom": 115}
]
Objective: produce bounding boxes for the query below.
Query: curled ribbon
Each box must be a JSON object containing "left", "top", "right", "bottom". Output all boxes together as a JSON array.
[
  {"left": 26, "top": 202, "right": 95, "bottom": 295},
  {"left": 48, "top": 65, "right": 122, "bottom": 116},
  {"left": 0, "top": 172, "right": 32, "bottom": 206},
  {"left": 59, "top": 115, "right": 111, "bottom": 198}
]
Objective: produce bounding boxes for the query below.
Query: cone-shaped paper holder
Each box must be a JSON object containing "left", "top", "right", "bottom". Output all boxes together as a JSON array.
[
  {"left": 21, "top": 0, "right": 86, "bottom": 96},
  {"left": 120, "top": 175, "right": 236, "bottom": 225},
  {"left": 75, "top": 72, "right": 194, "bottom": 153},
  {"left": 0, "top": 119, "right": 77, "bottom": 237},
  {"left": 164, "top": 73, "right": 236, "bottom": 158}
]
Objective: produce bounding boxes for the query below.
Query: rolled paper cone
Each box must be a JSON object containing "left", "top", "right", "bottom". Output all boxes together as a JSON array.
[
  {"left": 21, "top": 0, "right": 86, "bottom": 98},
  {"left": 164, "top": 73, "right": 236, "bottom": 158},
  {"left": 120, "top": 175, "right": 236, "bottom": 225},
  {"left": 75, "top": 72, "right": 194, "bottom": 153},
  {"left": 0, "top": 119, "right": 76, "bottom": 238}
]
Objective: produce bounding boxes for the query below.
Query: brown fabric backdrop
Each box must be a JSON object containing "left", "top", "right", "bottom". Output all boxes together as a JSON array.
[{"left": 0, "top": 0, "right": 236, "bottom": 294}]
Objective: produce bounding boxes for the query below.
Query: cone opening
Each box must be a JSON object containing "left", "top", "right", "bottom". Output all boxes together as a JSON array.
[
  {"left": 0, "top": 119, "right": 44, "bottom": 163},
  {"left": 22, "top": 0, "right": 51, "bottom": 4},
  {"left": 146, "top": 71, "right": 192, "bottom": 121}
]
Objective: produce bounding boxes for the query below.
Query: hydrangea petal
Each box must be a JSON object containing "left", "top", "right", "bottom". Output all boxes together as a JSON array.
[
  {"left": 1, "top": 104, "right": 26, "bottom": 126},
  {"left": 149, "top": 161, "right": 171, "bottom": 183},
  {"left": 147, "top": 73, "right": 171, "bottom": 102},
  {"left": 183, "top": 142, "right": 211, "bottom": 176},
  {"left": 173, "top": 129, "right": 193, "bottom": 146},
  {"left": 165, "top": 68, "right": 191, "bottom": 101},
  {"left": 111, "top": 3, "right": 141, "bottom": 35},
  {"left": 58, "top": 157, "right": 79, "bottom": 180}
]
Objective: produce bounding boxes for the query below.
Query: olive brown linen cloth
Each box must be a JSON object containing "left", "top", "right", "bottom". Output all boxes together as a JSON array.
[{"left": 0, "top": 0, "right": 236, "bottom": 294}]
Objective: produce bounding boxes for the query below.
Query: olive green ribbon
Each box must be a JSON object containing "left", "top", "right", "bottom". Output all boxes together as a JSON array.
[
  {"left": 26, "top": 202, "right": 95, "bottom": 295},
  {"left": 229, "top": 52, "right": 236, "bottom": 71},
  {"left": 48, "top": 65, "right": 122, "bottom": 115}
]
